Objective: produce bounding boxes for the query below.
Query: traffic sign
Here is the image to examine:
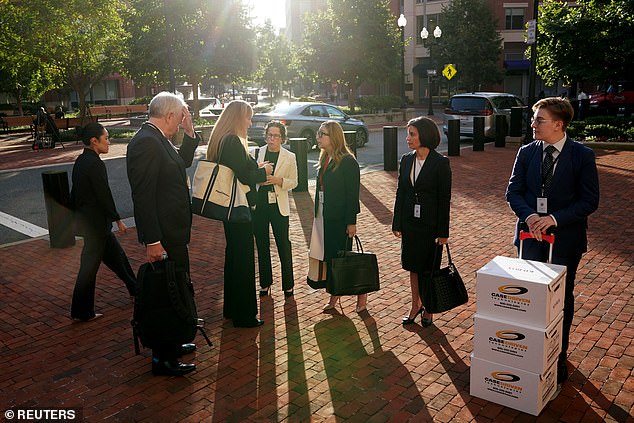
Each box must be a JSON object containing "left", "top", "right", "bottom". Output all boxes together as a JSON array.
[
  {"left": 427, "top": 69, "right": 437, "bottom": 76},
  {"left": 443, "top": 64, "right": 457, "bottom": 80},
  {"left": 527, "top": 20, "right": 536, "bottom": 45}
]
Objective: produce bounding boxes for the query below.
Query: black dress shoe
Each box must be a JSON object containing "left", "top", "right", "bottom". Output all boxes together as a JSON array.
[
  {"left": 421, "top": 311, "right": 434, "bottom": 327},
  {"left": 180, "top": 343, "right": 196, "bottom": 355},
  {"left": 259, "top": 286, "right": 271, "bottom": 297},
  {"left": 233, "top": 318, "right": 264, "bottom": 328},
  {"left": 284, "top": 289, "right": 294, "bottom": 298},
  {"left": 151, "top": 359, "right": 196, "bottom": 376},
  {"left": 402, "top": 307, "right": 423, "bottom": 325}
]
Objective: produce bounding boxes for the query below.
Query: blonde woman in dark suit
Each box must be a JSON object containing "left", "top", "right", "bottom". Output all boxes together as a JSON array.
[
  {"left": 308, "top": 120, "right": 365, "bottom": 313},
  {"left": 392, "top": 117, "right": 451, "bottom": 327},
  {"left": 206, "top": 100, "right": 272, "bottom": 328},
  {"left": 254, "top": 121, "right": 298, "bottom": 298}
]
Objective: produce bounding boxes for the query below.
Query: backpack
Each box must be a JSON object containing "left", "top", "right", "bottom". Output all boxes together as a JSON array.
[{"left": 132, "top": 260, "right": 211, "bottom": 353}]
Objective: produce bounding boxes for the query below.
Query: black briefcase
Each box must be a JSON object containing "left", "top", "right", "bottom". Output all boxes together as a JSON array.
[
  {"left": 327, "top": 236, "right": 380, "bottom": 296},
  {"left": 132, "top": 260, "right": 211, "bottom": 353}
]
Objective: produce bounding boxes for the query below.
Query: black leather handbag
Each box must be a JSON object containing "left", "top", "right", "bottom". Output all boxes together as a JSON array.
[
  {"left": 327, "top": 236, "right": 380, "bottom": 296},
  {"left": 132, "top": 260, "right": 211, "bottom": 353},
  {"left": 420, "top": 244, "right": 468, "bottom": 314}
]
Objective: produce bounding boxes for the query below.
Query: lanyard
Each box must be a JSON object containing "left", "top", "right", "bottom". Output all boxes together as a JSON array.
[{"left": 319, "top": 156, "right": 330, "bottom": 192}]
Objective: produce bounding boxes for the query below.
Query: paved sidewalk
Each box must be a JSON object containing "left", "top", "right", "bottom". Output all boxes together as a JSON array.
[{"left": 1, "top": 143, "right": 633, "bottom": 422}]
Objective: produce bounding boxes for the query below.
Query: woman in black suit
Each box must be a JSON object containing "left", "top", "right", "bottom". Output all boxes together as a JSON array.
[
  {"left": 71, "top": 122, "right": 136, "bottom": 321},
  {"left": 308, "top": 121, "right": 365, "bottom": 312},
  {"left": 206, "top": 100, "right": 272, "bottom": 328},
  {"left": 392, "top": 117, "right": 451, "bottom": 327}
]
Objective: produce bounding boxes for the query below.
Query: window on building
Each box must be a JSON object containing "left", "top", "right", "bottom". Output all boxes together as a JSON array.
[{"left": 505, "top": 8, "right": 525, "bottom": 30}]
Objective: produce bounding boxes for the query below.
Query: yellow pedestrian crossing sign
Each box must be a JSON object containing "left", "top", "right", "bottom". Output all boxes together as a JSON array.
[{"left": 443, "top": 64, "right": 457, "bottom": 80}]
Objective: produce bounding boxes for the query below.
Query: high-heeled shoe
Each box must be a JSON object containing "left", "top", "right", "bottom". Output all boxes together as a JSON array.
[
  {"left": 259, "top": 286, "right": 271, "bottom": 297},
  {"left": 422, "top": 310, "right": 434, "bottom": 327},
  {"left": 323, "top": 296, "right": 340, "bottom": 311},
  {"left": 284, "top": 289, "right": 294, "bottom": 298},
  {"left": 402, "top": 307, "right": 423, "bottom": 325}
]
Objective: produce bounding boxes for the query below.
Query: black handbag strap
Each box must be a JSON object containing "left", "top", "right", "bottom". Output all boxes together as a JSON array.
[
  {"left": 343, "top": 234, "right": 364, "bottom": 253},
  {"left": 429, "top": 243, "right": 453, "bottom": 278}
]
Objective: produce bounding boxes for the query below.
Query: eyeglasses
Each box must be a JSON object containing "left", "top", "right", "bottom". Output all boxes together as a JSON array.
[
  {"left": 530, "top": 117, "right": 555, "bottom": 126},
  {"left": 266, "top": 133, "right": 282, "bottom": 140},
  {"left": 317, "top": 130, "right": 329, "bottom": 137}
]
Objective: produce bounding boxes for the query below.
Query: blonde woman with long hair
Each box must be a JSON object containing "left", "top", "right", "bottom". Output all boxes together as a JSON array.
[
  {"left": 206, "top": 100, "right": 272, "bottom": 328},
  {"left": 307, "top": 120, "right": 366, "bottom": 312}
]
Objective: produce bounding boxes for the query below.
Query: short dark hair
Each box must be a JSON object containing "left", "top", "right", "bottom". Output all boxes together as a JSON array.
[
  {"left": 265, "top": 120, "right": 287, "bottom": 142},
  {"left": 81, "top": 122, "right": 105, "bottom": 146},
  {"left": 407, "top": 116, "right": 440, "bottom": 149},
  {"left": 533, "top": 97, "right": 574, "bottom": 130}
]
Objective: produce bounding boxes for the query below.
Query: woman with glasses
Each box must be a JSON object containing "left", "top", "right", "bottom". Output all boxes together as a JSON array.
[
  {"left": 206, "top": 100, "right": 273, "bottom": 328},
  {"left": 254, "top": 121, "right": 298, "bottom": 298},
  {"left": 308, "top": 121, "right": 366, "bottom": 312},
  {"left": 392, "top": 116, "right": 451, "bottom": 327}
]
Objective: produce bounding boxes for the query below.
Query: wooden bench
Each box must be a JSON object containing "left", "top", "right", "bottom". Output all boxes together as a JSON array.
[
  {"left": 1, "top": 115, "right": 36, "bottom": 134},
  {"left": 126, "top": 104, "right": 148, "bottom": 115},
  {"left": 52, "top": 117, "right": 97, "bottom": 131},
  {"left": 89, "top": 106, "right": 109, "bottom": 118}
]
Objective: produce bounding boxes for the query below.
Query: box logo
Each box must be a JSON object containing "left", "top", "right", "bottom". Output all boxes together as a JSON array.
[
  {"left": 498, "top": 285, "right": 529, "bottom": 295},
  {"left": 495, "top": 331, "right": 526, "bottom": 341}
]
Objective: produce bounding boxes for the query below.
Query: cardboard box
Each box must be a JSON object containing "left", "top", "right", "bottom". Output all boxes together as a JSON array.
[
  {"left": 470, "top": 355, "right": 557, "bottom": 416},
  {"left": 476, "top": 256, "right": 566, "bottom": 327},
  {"left": 473, "top": 312, "right": 563, "bottom": 373}
]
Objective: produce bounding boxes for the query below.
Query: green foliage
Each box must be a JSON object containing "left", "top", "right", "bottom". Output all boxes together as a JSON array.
[
  {"left": 254, "top": 22, "right": 299, "bottom": 98},
  {"left": 129, "top": 96, "right": 152, "bottom": 106},
  {"left": 439, "top": 0, "right": 504, "bottom": 91},
  {"left": 357, "top": 95, "right": 402, "bottom": 113},
  {"left": 537, "top": 0, "right": 634, "bottom": 85},
  {"left": 302, "top": 0, "right": 402, "bottom": 110},
  {"left": 567, "top": 116, "right": 633, "bottom": 141}
]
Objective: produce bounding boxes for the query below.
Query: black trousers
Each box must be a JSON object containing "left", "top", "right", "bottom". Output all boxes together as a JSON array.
[
  {"left": 152, "top": 244, "right": 190, "bottom": 361},
  {"left": 223, "top": 221, "right": 258, "bottom": 325},
  {"left": 71, "top": 232, "right": 136, "bottom": 320},
  {"left": 518, "top": 239, "right": 581, "bottom": 363},
  {"left": 253, "top": 203, "right": 294, "bottom": 291}
]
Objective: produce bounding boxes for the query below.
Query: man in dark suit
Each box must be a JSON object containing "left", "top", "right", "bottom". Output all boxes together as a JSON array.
[
  {"left": 70, "top": 122, "right": 136, "bottom": 322},
  {"left": 127, "top": 92, "right": 201, "bottom": 376},
  {"left": 506, "top": 97, "right": 599, "bottom": 387}
]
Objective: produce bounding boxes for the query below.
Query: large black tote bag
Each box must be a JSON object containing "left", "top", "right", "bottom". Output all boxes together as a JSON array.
[
  {"left": 420, "top": 244, "right": 468, "bottom": 313},
  {"left": 327, "top": 236, "right": 380, "bottom": 296}
]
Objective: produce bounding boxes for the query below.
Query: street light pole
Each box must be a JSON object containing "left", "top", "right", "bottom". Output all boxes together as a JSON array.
[
  {"left": 398, "top": 14, "right": 407, "bottom": 108},
  {"left": 421, "top": 25, "right": 441, "bottom": 116}
]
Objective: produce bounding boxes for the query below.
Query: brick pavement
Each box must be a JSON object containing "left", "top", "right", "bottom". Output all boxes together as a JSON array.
[{"left": 1, "top": 140, "right": 633, "bottom": 422}]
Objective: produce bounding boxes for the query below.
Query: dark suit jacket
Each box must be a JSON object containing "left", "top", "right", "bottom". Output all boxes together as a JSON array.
[
  {"left": 314, "top": 154, "right": 360, "bottom": 260},
  {"left": 217, "top": 134, "right": 267, "bottom": 206},
  {"left": 71, "top": 148, "right": 120, "bottom": 237},
  {"left": 392, "top": 149, "right": 451, "bottom": 238},
  {"left": 126, "top": 123, "right": 200, "bottom": 246},
  {"left": 506, "top": 137, "right": 599, "bottom": 257}
]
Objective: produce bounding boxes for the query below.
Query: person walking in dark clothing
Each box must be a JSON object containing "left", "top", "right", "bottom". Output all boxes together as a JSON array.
[{"left": 70, "top": 122, "right": 136, "bottom": 322}]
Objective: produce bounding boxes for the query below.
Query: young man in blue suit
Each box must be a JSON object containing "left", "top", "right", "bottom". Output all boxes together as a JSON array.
[{"left": 506, "top": 97, "right": 599, "bottom": 387}]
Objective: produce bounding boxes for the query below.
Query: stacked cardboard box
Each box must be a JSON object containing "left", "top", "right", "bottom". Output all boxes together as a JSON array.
[{"left": 470, "top": 256, "right": 566, "bottom": 416}]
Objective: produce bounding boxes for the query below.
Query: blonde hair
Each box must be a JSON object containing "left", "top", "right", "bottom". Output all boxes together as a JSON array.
[
  {"left": 318, "top": 120, "right": 354, "bottom": 171},
  {"left": 206, "top": 100, "right": 253, "bottom": 161}
]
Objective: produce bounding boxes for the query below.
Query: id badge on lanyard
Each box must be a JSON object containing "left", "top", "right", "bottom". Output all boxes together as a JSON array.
[{"left": 536, "top": 197, "right": 548, "bottom": 214}]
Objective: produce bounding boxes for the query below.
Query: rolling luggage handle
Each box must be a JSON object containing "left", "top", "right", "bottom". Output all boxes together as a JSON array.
[{"left": 519, "top": 230, "right": 555, "bottom": 263}]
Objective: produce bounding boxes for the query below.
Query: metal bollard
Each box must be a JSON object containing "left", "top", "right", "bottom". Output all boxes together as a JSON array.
[
  {"left": 510, "top": 106, "right": 523, "bottom": 137},
  {"left": 383, "top": 126, "right": 398, "bottom": 171},
  {"left": 289, "top": 138, "right": 308, "bottom": 192},
  {"left": 495, "top": 114, "right": 507, "bottom": 148},
  {"left": 447, "top": 119, "right": 460, "bottom": 156},
  {"left": 473, "top": 116, "right": 485, "bottom": 151},
  {"left": 41, "top": 170, "right": 75, "bottom": 248},
  {"left": 343, "top": 130, "right": 356, "bottom": 157}
]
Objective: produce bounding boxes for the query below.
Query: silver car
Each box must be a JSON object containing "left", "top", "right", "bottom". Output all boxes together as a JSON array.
[
  {"left": 443, "top": 92, "right": 525, "bottom": 139},
  {"left": 248, "top": 102, "right": 369, "bottom": 148}
]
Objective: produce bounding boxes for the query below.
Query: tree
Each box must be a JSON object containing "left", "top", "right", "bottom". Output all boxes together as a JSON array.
[
  {"left": 302, "top": 0, "right": 401, "bottom": 110},
  {"left": 0, "top": 1, "right": 57, "bottom": 114},
  {"left": 254, "top": 21, "right": 298, "bottom": 99},
  {"left": 438, "top": 0, "right": 504, "bottom": 91},
  {"left": 125, "top": 0, "right": 254, "bottom": 115},
  {"left": 537, "top": 0, "right": 634, "bottom": 87}
]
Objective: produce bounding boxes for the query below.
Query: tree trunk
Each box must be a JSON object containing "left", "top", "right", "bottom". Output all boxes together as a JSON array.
[
  {"left": 347, "top": 85, "right": 357, "bottom": 112},
  {"left": 15, "top": 88, "right": 24, "bottom": 115},
  {"left": 191, "top": 75, "right": 200, "bottom": 118}
]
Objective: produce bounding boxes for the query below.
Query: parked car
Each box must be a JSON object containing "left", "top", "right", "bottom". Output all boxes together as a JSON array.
[
  {"left": 248, "top": 102, "right": 369, "bottom": 148},
  {"left": 443, "top": 92, "right": 525, "bottom": 139},
  {"left": 199, "top": 98, "right": 223, "bottom": 117},
  {"left": 589, "top": 81, "right": 634, "bottom": 115}
]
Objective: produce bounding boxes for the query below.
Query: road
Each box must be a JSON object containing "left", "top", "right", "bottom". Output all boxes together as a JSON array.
[{"left": 0, "top": 127, "right": 461, "bottom": 246}]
